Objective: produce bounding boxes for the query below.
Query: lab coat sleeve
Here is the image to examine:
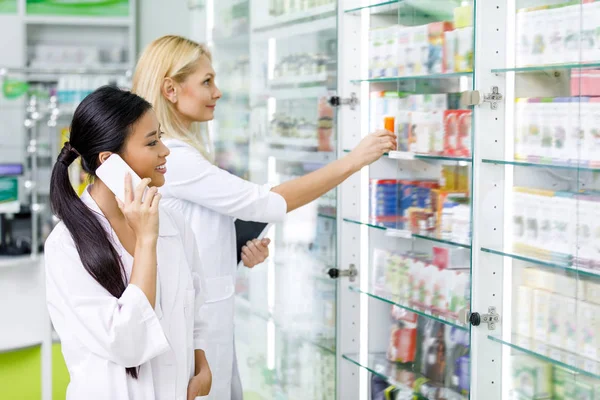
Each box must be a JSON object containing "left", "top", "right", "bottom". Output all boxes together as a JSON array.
[
  {"left": 181, "top": 220, "right": 209, "bottom": 351},
  {"left": 166, "top": 146, "right": 287, "bottom": 223},
  {"left": 45, "top": 230, "right": 170, "bottom": 368}
]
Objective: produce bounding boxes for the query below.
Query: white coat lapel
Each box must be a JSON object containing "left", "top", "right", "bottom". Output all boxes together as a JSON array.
[{"left": 155, "top": 207, "right": 182, "bottom": 319}]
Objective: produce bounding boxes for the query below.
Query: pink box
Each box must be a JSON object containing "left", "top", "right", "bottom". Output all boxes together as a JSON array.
[{"left": 571, "top": 69, "right": 600, "bottom": 97}]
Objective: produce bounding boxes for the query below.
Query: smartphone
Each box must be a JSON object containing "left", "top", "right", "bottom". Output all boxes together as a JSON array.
[{"left": 95, "top": 154, "right": 143, "bottom": 203}]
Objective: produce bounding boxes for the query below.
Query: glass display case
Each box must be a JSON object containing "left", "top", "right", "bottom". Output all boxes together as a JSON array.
[
  {"left": 474, "top": 1, "right": 600, "bottom": 399},
  {"left": 336, "top": 1, "right": 475, "bottom": 399},
  {"left": 214, "top": 1, "right": 600, "bottom": 398}
]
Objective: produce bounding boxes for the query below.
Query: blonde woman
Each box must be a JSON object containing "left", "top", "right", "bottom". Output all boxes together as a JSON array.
[{"left": 133, "top": 35, "right": 396, "bottom": 400}]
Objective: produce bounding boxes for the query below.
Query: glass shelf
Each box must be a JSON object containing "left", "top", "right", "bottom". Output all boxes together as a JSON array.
[
  {"left": 488, "top": 334, "right": 600, "bottom": 380},
  {"left": 481, "top": 158, "right": 600, "bottom": 173},
  {"left": 343, "top": 218, "right": 472, "bottom": 249},
  {"left": 343, "top": 149, "right": 472, "bottom": 164},
  {"left": 342, "top": 353, "right": 468, "bottom": 400},
  {"left": 343, "top": 217, "right": 387, "bottom": 231},
  {"left": 344, "top": 0, "right": 399, "bottom": 14},
  {"left": 351, "top": 71, "right": 472, "bottom": 84},
  {"left": 481, "top": 247, "right": 600, "bottom": 280},
  {"left": 492, "top": 62, "right": 600, "bottom": 74},
  {"left": 317, "top": 213, "right": 337, "bottom": 221},
  {"left": 349, "top": 286, "right": 469, "bottom": 331},
  {"left": 412, "top": 232, "right": 471, "bottom": 249},
  {"left": 414, "top": 154, "right": 472, "bottom": 163}
]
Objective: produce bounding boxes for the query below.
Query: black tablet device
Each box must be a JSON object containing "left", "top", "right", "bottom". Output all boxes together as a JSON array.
[{"left": 234, "top": 219, "right": 270, "bottom": 265}]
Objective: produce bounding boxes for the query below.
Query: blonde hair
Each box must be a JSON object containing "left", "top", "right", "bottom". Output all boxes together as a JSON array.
[{"left": 132, "top": 35, "right": 213, "bottom": 161}]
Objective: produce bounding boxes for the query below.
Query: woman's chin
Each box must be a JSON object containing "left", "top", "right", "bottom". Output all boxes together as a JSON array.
[{"left": 150, "top": 174, "right": 166, "bottom": 188}]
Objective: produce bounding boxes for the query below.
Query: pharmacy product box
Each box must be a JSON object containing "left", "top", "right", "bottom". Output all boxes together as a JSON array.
[
  {"left": 443, "top": 110, "right": 460, "bottom": 156},
  {"left": 563, "top": 296, "right": 578, "bottom": 353},
  {"left": 398, "top": 180, "right": 417, "bottom": 217},
  {"left": 415, "top": 181, "right": 439, "bottom": 209},
  {"left": 387, "top": 322, "right": 417, "bottom": 363},
  {"left": 577, "top": 301, "right": 600, "bottom": 362},
  {"left": 532, "top": 289, "right": 551, "bottom": 343},
  {"left": 515, "top": 98, "right": 529, "bottom": 160},
  {"left": 552, "top": 366, "right": 577, "bottom": 400},
  {"left": 511, "top": 355, "right": 553, "bottom": 400},
  {"left": 456, "top": 110, "right": 472, "bottom": 157},
  {"left": 410, "top": 112, "right": 434, "bottom": 154},
  {"left": 397, "top": 27, "right": 410, "bottom": 76},
  {"left": 453, "top": 4, "right": 473, "bottom": 29},
  {"left": 408, "top": 25, "right": 429, "bottom": 76},
  {"left": 454, "top": 27, "right": 473, "bottom": 72},
  {"left": 547, "top": 293, "right": 566, "bottom": 348},
  {"left": 517, "top": 285, "right": 534, "bottom": 338},
  {"left": 396, "top": 110, "right": 412, "bottom": 152},
  {"left": 571, "top": 70, "right": 600, "bottom": 97},
  {"left": 371, "top": 248, "right": 391, "bottom": 292},
  {"left": 444, "top": 29, "right": 456, "bottom": 73},
  {"left": 427, "top": 22, "right": 454, "bottom": 74},
  {"left": 384, "top": 26, "right": 399, "bottom": 78}
]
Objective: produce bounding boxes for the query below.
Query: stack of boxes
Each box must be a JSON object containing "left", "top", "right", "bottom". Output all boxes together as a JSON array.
[
  {"left": 512, "top": 187, "right": 600, "bottom": 270},
  {"left": 514, "top": 266, "right": 600, "bottom": 399},
  {"left": 515, "top": 1, "right": 600, "bottom": 68},
  {"left": 372, "top": 248, "right": 471, "bottom": 325},
  {"left": 368, "top": 4, "right": 473, "bottom": 79},
  {"left": 370, "top": 92, "right": 472, "bottom": 157},
  {"left": 369, "top": 165, "right": 470, "bottom": 241},
  {"left": 515, "top": 97, "right": 600, "bottom": 166}
]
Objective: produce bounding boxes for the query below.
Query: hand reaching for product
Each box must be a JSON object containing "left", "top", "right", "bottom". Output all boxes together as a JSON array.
[
  {"left": 348, "top": 130, "right": 397, "bottom": 169},
  {"left": 242, "top": 238, "right": 271, "bottom": 268}
]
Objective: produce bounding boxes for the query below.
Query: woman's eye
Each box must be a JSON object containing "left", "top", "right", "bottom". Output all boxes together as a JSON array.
[
  {"left": 149, "top": 140, "right": 158, "bottom": 146},
  {"left": 203, "top": 79, "right": 211, "bottom": 86}
]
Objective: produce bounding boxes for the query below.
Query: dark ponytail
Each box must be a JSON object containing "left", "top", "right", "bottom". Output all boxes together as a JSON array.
[{"left": 49, "top": 86, "right": 152, "bottom": 379}]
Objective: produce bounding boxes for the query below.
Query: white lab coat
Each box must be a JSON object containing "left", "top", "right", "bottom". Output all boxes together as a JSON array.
[
  {"left": 160, "top": 139, "right": 288, "bottom": 400},
  {"left": 45, "top": 187, "right": 209, "bottom": 400}
]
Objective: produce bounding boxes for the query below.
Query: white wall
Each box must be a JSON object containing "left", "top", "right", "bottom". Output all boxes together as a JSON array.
[{"left": 136, "top": 0, "right": 194, "bottom": 55}]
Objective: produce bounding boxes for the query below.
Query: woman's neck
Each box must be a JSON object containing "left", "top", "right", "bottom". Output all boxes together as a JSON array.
[{"left": 89, "top": 179, "right": 124, "bottom": 220}]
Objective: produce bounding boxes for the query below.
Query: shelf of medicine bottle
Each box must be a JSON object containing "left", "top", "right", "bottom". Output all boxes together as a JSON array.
[
  {"left": 488, "top": 334, "right": 600, "bottom": 380},
  {"left": 481, "top": 158, "right": 600, "bottom": 173},
  {"left": 343, "top": 218, "right": 472, "bottom": 249},
  {"left": 349, "top": 286, "right": 469, "bottom": 331},
  {"left": 350, "top": 71, "right": 472, "bottom": 85},
  {"left": 235, "top": 300, "right": 336, "bottom": 355},
  {"left": 342, "top": 352, "right": 467, "bottom": 400},
  {"left": 252, "top": 3, "right": 336, "bottom": 34},
  {"left": 481, "top": 247, "right": 600, "bottom": 280},
  {"left": 492, "top": 62, "right": 600, "bottom": 74}
]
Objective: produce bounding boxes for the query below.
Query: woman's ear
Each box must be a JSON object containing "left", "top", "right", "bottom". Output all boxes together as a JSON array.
[
  {"left": 98, "top": 152, "right": 112, "bottom": 165},
  {"left": 162, "top": 78, "right": 177, "bottom": 104}
]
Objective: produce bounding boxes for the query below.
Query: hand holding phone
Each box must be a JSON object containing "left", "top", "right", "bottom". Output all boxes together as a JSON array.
[{"left": 96, "top": 154, "right": 160, "bottom": 238}]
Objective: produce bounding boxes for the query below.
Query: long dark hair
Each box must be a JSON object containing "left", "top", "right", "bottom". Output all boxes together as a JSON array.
[{"left": 50, "top": 86, "right": 153, "bottom": 379}]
